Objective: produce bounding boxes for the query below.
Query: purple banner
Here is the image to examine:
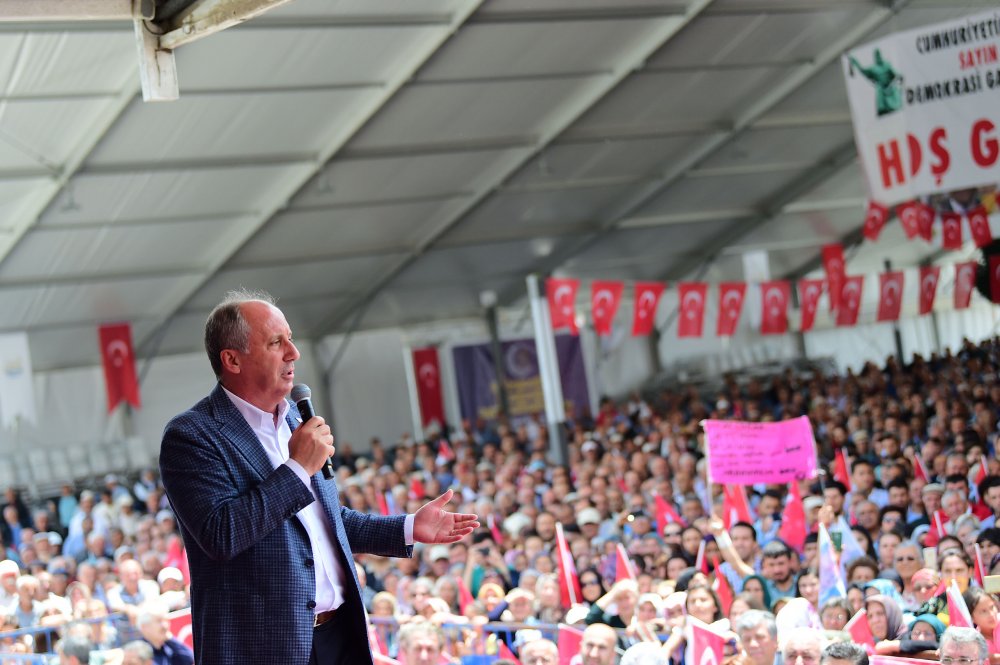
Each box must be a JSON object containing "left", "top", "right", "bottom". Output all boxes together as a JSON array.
[{"left": 452, "top": 335, "right": 590, "bottom": 422}]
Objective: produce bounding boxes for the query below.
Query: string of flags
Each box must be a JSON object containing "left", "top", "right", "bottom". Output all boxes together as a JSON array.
[
  {"left": 546, "top": 249, "right": 989, "bottom": 339},
  {"left": 862, "top": 197, "right": 996, "bottom": 247}
]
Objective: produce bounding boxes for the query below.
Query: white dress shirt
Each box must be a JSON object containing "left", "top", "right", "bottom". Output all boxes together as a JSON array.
[{"left": 224, "top": 388, "right": 415, "bottom": 613}]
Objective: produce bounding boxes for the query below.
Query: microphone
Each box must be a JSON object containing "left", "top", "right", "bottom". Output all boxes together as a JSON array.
[{"left": 290, "top": 383, "right": 334, "bottom": 479}]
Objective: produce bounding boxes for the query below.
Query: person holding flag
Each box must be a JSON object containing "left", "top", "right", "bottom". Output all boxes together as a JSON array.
[{"left": 961, "top": 587, "right": 998, "bottom": 661}]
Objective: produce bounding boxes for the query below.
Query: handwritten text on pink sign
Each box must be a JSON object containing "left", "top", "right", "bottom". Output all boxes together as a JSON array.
[{"left": 704, "top": 416, "right": 817, "bottom": 484}]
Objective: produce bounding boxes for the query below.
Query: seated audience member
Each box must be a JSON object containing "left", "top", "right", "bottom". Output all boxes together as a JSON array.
[
  {"left": 873, "top": 613, "right": 942, "bottom": 657},
  {"left": 734, "top": 610, "right": 779, "bottom": 665},
  {"left": 780, "top": 627, "right": 823, "bottom": 665},
  {"left": 819, "top": 641, "right": 868, "bottom": 665},
  {"left": 938, "top": 626, "right": 989, "bottom": 665},
  {"left": 135, "top": 604, "right": 193, "bottom": 665},
  {"left": 398, "top": 621, "right": 446, "bottom": 665},
  {"left": 579, "top": 623, "right": 618, "bottom": 665},
  {"left": 518, "top": 637, "right": 558, "bottom": 665},
  {"left": 123, "top": 640, "right": 154, "bottom": 665}
]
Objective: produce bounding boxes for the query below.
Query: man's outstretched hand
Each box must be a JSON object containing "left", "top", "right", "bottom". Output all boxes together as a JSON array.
[{"left": 413, "top": 489, "right": 480, "bottom": 544}]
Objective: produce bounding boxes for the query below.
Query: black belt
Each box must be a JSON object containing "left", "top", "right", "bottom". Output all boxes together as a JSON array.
[{"left": 313, "top": 609, "right": 337, "bottom": 628}]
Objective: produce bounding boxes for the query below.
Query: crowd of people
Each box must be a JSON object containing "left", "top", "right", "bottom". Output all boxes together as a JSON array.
[{"left": 3, "top": 337, "right": 1000, "bottom": 664}]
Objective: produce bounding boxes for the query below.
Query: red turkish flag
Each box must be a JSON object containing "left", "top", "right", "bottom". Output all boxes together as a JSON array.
[
  {"left": 555, "top": 523, "right": 581, "bottom": 609},
  {"left": 834, "top": 449, "right": 852, "bottom": 491},
  {"left": 615, "top": 543, "right": 637, "bottom": 583},
  {"left": 968, "top": 206, "right": 993, "bottom": 247},
  {"left": 722, "top": 485, "right": 754, "bottom": 529},
  {"left": 822, "top": 244, "right": 846, "bottom": 311},
  {"left": 412, "top": 347, "right": 445, "bottom": 428},
  {"left": 759, "top": 280, "right": 790, "bottom": 335},
  {"left": 954, "top": 260, "right": 977, "bottom": 309},
  {"left": 98, "top": 323, "right": 140, "bottom": 412},
  {"left": 167, "top": 608, "right": 193, "bottom": 651},
  {"left": 712, "top": 555, "right": 733, "bottom": 615},
  {"left": 918, "top": 265, "right": 940, "bottom": 315},
  {"left": 941, "top": 211, "right": 963, "bottom": 249},
  {"left": 897, "top": 201, "right": 922, "bottom": 239},
  {"left": 691, "top": 618, "right": 726, "bottom": 665},
  {"left": 557, "top": 625, "right": 584, "bottom": 665},
  {"left": 845, "top": 609, "right": 876, "bottom": 649},
  {"left": 778, "top": 482, "right": 807, "bottom": 553},
  {"left": 877, "top": 271, "right": 904, "bottom": 322},
  {"left": 862, "top": 200, "right": 889, "bottom": 241},
  {"left": 917, "top": 202, "right": 936, "bottom": 241},
  {"left": 632, "top": 282, "right": 665, "bottom": 336},
  {"left": 547, "top": 278, "right": 580, "bottom": 334},
  {"left": 590, "top": 280, "right": 624, "bottom": 337},
  {"left": 715, "top": 282, "right": 746, "bottom": 337},
  {"left": 798, "top": 278, "right": 824, "bottom": 332},
  {"left": 677, "top": 283, "right": 708, "bottom": 338},
  {"left": 990, "top": 255, "right": 1000, "bottom": 303},
  {"left": 835, "top": 275, "right": 864, "bottom": 327}
]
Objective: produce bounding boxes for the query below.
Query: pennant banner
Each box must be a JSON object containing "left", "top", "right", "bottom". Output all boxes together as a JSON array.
[
  {"left": 546, "top": 278, "right": 580, "bottom": 334},
  {"left": 835, "top": 275, "right": 864, "bottom": 327},
  {"left": 897, "top": 201, "right": 922, "bottom": 240},
  {"left": 716, "top": 282, "right": 746, "bottom": 337},
  {"left": 991, "top": 255, "right": 1000, "bottom": 304},
  {"left": 954, "top": 261, "right": 977, "bottom": 310},
  {"left": 759, "top": 280, "right": 790, "bottom": 335},
  {"left": 862, "top": 200, "right": 888, "bottom": 241},
  {"left": 798, "top": 279, "right": 824, "bottom": 333},
  {"left": 877, "top": 271, "right": 904, "bottom": 322},
  {"left": 0, "top": 333, "right": 36, "bottom": 428},
  {"left": 590, "top": 280, "right": 624, "bottom": 337},
  {"left": 941, "top": 211, "right": 963, "bottom": 250},
  {"left": 918, "top": 265, "right": 940, "bottom": 315},
  {"left": 632, "top": 282, "right": 665, "bottom": 337},
  {"left": 412, "top": 347, "right": 445, "bottom": 428},
  {"left": 916, "top": 202, "right": 935, "bottom": 241},
  {"left": 822, "top": 244, "right": 846, "bottom": 311},
  {"left": 968, "top": 206, "right": 993, "bottom": 248},
  {"left": 98, "top": 323, "right": 141, "bottom": 413},
  {"left": 678, "top": 282, "right": 708, "bottom": 338}
]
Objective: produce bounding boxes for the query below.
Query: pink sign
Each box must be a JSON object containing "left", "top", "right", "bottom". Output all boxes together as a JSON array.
[
  {"left": 703, "top": 416, "right": 817, "bottom": 484},
  {"left": 870, "top": 658, "right": 940, "bottom": 665}
]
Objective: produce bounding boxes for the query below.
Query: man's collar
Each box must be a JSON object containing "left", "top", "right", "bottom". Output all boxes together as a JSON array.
[{"left": 221, "top": 385, "right": 289, "bottom": 428}]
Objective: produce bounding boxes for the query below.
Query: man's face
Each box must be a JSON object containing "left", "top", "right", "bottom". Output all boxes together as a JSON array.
[
  {"left": 924, "top": 491, "right": 942, "bottom": 514},
  {"left": 580, "top": 626, "right": 617, "bottom": 665},
  {"left": 985, "top": 486, "right": 1000, "bottom": 514},
  {"left": 740, "top": 624, "right": 777, "bottom": 665},
  {"left": 855, "top": 503, "right": 879, "bottom": 530},
  {"left": 520, "top": 642, "right": 557, "bottom": 665},
  {"left": 763, "top": 554, "right": 791, "bottom": 584},
  {"left": 979, "top": 538, "right": 1000, "bottom": 564},
  {"left": 943, "top": 493, "right": 967, "bottom": 520},
  {"left": 888, "top": 486, "right": 908, "bottom": 507},
  {"left": 852, "top": 464, "right": 875, "bottom": 491},
  {"left": 731, "top": 526, "right": 756, "bottom": 561},
  {"left": 228, "top": 301, "right": 299, "bottom": 412},
  {"left": 405, "top": 636, "right": 441, "bottom": 665},
  {"left": 783, "top": 636, "right": 821, "bottom": 665},
  {"left": 139, "top": 616, "right": 168, "bottom": 646},
  {"left": 939, "top": 638, "right": 984, "bottom": 665},
  {"left": 758, "top": 496, "right": 779, "bottom": 520},
  {"left": 122, "top": 653, "right": 147, "bottom": 665},
  {"left": 823, "top": 488, "right": 845, "bottom": 514},
  {"left": 535, "top": 513, "right": 556, "bottom": 541}
]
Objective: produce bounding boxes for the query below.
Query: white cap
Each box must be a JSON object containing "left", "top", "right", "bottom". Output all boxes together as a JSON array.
[
  {"left": 0, "top": 560, "right": 19, "bottom": 577},
  {"left": 157, "top": 567, "right": 183, "bottom": 585}
]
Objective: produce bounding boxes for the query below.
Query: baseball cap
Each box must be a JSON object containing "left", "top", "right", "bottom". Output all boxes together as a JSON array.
[
  {"left": 0, "top": 560, "right": 19, "bottom": 577},
  {"left": 921, "top": 483, "right": 945, "bottom": 496},
  {"left": 577, "top": 508, "right": 601, "bottom": 527},
  {"left": 157, "top": 567, "right": 184, "bottom": 585},
  {"left": 803, "top": 496, "right": 824, "bottom": 512},
  {"left": 429, "top": 545, "right": 450, "bottom": 562}
]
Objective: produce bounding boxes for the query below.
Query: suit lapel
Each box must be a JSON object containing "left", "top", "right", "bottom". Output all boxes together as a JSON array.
[{"left": 209, "top": 384, "right": 274, "bottom": 481}]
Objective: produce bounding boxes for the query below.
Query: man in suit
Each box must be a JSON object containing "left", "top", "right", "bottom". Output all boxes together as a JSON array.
[{"left": 160, "top": 289, "right": 478, "bottom": 665}]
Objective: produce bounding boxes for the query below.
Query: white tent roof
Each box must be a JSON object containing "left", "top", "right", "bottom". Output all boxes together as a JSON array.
[{"left": 0, "top": 0, "right": 988, "bottom": 371}]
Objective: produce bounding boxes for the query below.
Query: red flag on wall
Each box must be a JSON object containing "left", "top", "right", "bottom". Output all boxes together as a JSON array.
[
  {"left": 917, "top": 202, "right": 935, "bottom": 241},
  {"left": 591, "top": 281, "right": 624, "bottom": 336},
  {"left": 716, "top": 282, "right": 746, "bottom": 337},
  {"left": 877, "top": 271, "right": 904, "bottom": 322},
  {"left": 98, "top": 323, "right": 141, "bottom": 412},
  {"left": 632, "top": 282, "right": 665, "bottom": 336},
  {"left": 835, "top": 276, "right": 864, "bottom": 327},
  {"left": 798, "top": 279, "right": 824, "bottom": 332},
  {"left": 897, "top": 201, "right": 922, "bottom": 239},
  {"left": 968, "top": 206, "right": 993, "bottom": 247},
  {"left": 547, "top": 278, "right": 580, "bottom": 334},
  {"left": 822, "top": 244, "right": 846, "bottom": 311},
  {"left": 412, "top": 347, "right": 444, "bottom": 428},
  {"left": 990, "top": 255, "right": 1000, "bottom": 303},
  {"left": 863, "top": 201, "right": 889, "bottom": 241},
  {"left": 954, "top": 261, "right": 977, "bottom": 309},
  {"left": 918, "top": 265, "right": 940, "bottom": 315},
  {"left": 678, "top": 283, "right": 708, "bottom": 338},
  {"left": 941, "top": 212, "right": 963, "bottom": 249},
  {"left": 759, "top": 281, "right": 790, "bottom": 335}
]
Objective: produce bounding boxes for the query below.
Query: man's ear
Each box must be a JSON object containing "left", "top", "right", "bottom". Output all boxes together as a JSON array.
[{"left": 220, "top": 350, "right": 240, "bottom": 374}]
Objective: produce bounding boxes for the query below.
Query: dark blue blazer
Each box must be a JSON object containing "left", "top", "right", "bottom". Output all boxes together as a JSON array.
[{"left": 160, "top": 384, "right": 410, "bottom": 665}]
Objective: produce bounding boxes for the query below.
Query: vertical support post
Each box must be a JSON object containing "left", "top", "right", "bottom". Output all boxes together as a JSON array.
[
  {"left": 482, "top": 292, "right": 510, "bottom": 419},
  {"left": 133, "top": 16, "right": 179, "bottom": 102},
  {"left": 526, "top": 275, "right": 568, "bottom": 467},
  {"left": 402, "top": 344, "right": 425, "bottom": 442}
]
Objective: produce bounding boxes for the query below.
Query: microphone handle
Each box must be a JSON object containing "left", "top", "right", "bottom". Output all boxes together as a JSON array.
[{"left": 297, "top": 398, "right": 335, "bottom": 480}]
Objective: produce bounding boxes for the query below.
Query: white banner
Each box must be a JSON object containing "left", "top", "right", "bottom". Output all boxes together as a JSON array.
[
  {"left": 843, "top": 10, "right": 1000, "bottom": 206},
  {"left": 0, "top": 332, "right": 36, "bottom": 427}
]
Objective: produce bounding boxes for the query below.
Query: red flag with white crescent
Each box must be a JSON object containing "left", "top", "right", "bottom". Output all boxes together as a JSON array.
[
  {"left": 918, "top": 265, "right": 940, "bottom": 316},
  {"left": 778, "top": 482, "right": 807, "bottom": 553},
  {"left": 632, "top": 282, "right": 665, "bottom": 336},
  {"left": 822, "top": 244, "right": 846, "bottom": 311},
  {"left": 615, "top": 543, "right": 637, "bottom": 583},
  {"left": 947, "top": 580, "right": 974, "bottom": 627},
  {"left": 590, "top": 280, "right": 624, "bottom": 337},
  {"left": 862, "top": 200, "right": 888, "bottom": 241},
  {"left": 913, "top": 454, "right": 930, "bottom": 483},
  {"left": 954, "top": 261, "right": 977, "bottom": 309},
  {"left": 941, "top": 211, "right": 963, "bottom": 250},
  {"left": 98, "top": 323, "right": 141, "bottom": 412},
  {"left": 834, "top": 449, "right": 852, "bottom": 491},
  {"left": 715, "top": 282, "right": 746, "bottom": 337},
  {"left": 691, "top": 618, "right": 726, "bottom": 665},
  {"left": 412, "top": 347, "right": 445, "bottom": 428},
  {"left": 759, "top": 280, "right": 790, "bottom": 335},
  {"left": 917, "top": 202, "right": 936, "bottom": 241},
  {"left": 835, "top": 276, "right": 864, "bottom": 327},
  {"left": 654, "top": 494, "right": 686, "bottom": 531},
  {"left": 877, "top": 271, "right": 904, "bottom": 322},
  {"left": 990, "top": 255, "right": 1000, "bottom": 303},
  {"left": 897, "top": 201, "right": 922, "bottom": 240},
  {"left": 557, "top": 625, "right": 584, "bottom": 665},
  {"left": 555, "top": 523, "right": 581, "bottom": 609},
  {"left": 167, "top": 608, "right": 194, "bottom": 651},
  {"left": 678, "top": 283, "right": 708, "bottom": 338},
  {"left": 798, "top": 279, "right": 824, "bottom": 332},
  {"left": 722, "top": 485, "right": 753, "bottom": 530},
  {"left": 547, "top": 277, "right": 580, "bottom": 334},
  {"left": 968, "top": 206, "right": 993, "bottom": 248}
]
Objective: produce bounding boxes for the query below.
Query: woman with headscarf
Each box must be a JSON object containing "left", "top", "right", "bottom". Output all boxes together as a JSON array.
[
  {"left": 866, "top": 595, "right": 908, "bottom": 648},
  {"left": 740, "top": 574, "right": 771, "bottom": 612},
  {"left": 913, "top": 548, "right": 972, "bottom": 623},
  {"left": 908, "top": 569, "right": 940, "bottom": 608},
  {"left": 864, "top": 579, "right": 906, "bottom": 611},
  {"left": 873, "top": 613, "right": 943, "bottom": 658}
]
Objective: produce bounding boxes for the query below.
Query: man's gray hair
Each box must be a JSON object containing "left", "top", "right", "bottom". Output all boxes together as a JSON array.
[
  {"left": 734, "top": 609, "right": 777, "bottom": 639},
  {"left": 621, "top": 642, "right": 669, "bottom": 665},
  {"left": 820, "top": 641, "right": 868, "bottom": 665},
  {"left": 940, "top": 626, "right": 988, "bottom": 662},
  {"left": 204, "top": 288, "right": 276, "bottom": 379},
  {"left": 123, "top": 640, "right": 154, "bottom": 662},
  {"left": 59, "top": 634, "right": 93, "bottom": 661},
  {"left": 398, "top": 620, "right": 444, "bottom": 650},
  {"left": 781, "top": 627, "right": 824, "bottom": 658}
]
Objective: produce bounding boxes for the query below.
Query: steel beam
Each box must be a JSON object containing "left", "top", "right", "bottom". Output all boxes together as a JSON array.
[
  {"left": 158, "top": 0, "right": 299, "bottom": 49},
  {"left": 0, "top": 0, "right": 152, "bottom": 21}
]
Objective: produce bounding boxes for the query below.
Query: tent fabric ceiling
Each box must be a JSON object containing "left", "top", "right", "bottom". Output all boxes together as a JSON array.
[{"left": 0, "top": 0, "right": 990, "bottom": 372}]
